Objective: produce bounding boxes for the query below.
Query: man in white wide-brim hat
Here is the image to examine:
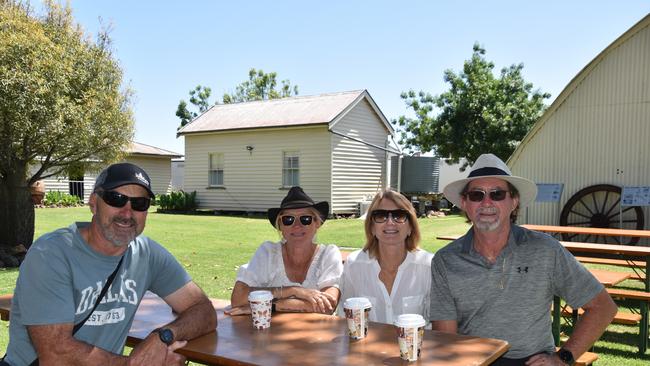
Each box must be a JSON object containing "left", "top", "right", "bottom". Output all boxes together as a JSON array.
[{"left": 429, "top": 154, "right": 616, "bottom": 366}]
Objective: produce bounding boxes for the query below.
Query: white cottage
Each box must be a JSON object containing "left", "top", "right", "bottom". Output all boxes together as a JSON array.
[
  {"left": 177, "top": 90, "right": 397, "bottom": 215},
  {"left": 508, "top": 14, "right": 650, "bottom": 243},
  {"left": 33, "top": 141, "right": 182, "bottom": 202}
]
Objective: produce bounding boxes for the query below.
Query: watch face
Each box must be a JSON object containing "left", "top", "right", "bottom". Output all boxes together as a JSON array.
[
  {"left": 158, "top": 328, "right": 174, "bottom": 345},
  {"left": 558, "top": 349, "right": 574, "bottom": 365}
]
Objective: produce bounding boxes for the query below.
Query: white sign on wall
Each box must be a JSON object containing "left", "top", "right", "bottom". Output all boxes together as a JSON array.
[
  {"left": 621, "top": 186, "right": 650, "bottom": 206},
  {"left": 535, "top": 183, "right": 564, "bottom": 203}
]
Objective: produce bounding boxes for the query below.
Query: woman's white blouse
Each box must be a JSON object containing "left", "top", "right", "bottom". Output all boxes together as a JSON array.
[
  {"left": 236, "top": 241, "right": 343, "bottom": 289},
  {"left": 339, "top": 249, "right": 434, "bottom": 325}
]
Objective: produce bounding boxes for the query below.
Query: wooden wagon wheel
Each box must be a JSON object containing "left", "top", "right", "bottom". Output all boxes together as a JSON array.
[{"left": 559, "top": 184, "right": 645, "bottom": 245}]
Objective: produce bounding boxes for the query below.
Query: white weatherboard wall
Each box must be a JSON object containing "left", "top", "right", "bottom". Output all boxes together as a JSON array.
[
  {"left": 183, "top": 125, "right": 331, "bottom": 212},
  {"left": 509, "top": 16, "right": 650, "bottom": 233},
  {"left": 330, "top": 99, "right": 389, "bottom": 213},
  {"left": 28, "top": 165, "right": 98, "bottom": 203},
  {"left": 124, "top": 156, "right": 174, "bottom": 196}
]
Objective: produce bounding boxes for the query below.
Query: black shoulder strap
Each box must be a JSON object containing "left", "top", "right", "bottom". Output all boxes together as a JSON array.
[{"left": 73, "top": 255, "right": 125, "bottom": 334}]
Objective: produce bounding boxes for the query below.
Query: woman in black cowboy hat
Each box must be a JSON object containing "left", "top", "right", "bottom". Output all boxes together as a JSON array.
[{"left": 228, "top": 187, "right": 343, "bottom": 315}]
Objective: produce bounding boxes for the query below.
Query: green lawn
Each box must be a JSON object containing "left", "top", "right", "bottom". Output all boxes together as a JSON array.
[{"left": 1, "top": 206, "right": 649, "bottom": 365}]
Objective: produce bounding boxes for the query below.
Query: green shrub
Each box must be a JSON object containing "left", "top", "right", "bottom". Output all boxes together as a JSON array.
[
  {"left": 157, "top": 190, "right": 197, "bottom": 211},
  {"left": 43, "top": 191, "right": 82, "bottom": 207}
]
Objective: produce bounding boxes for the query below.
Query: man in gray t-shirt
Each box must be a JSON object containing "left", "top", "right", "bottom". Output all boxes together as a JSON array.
[
  {"left": 430, "top": 154, "right": 616, "bottom": 366},
  {"left": 3, "top": 163, "right": 217, "bottom": 366}
]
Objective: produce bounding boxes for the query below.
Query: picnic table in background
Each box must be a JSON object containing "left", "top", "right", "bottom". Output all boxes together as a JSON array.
[{"left": 520, "top": 224, "right": 650, "bottom": 245}]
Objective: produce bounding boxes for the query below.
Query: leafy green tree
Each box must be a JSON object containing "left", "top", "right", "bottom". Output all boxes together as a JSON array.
[
  {"left": 176, "top": 85, "right": 211, "bottom": 128},
  {"left": 0, "top": 1, "right": 133, "bottom": 257},
  {"left": 176, "top": 69, "right": 298, "bottom": 129},
  {"left": 222, "top": 68, "right": 298, "bottom": 103},
  {"left": 394, "top": 43, "right": 550, "bottom": 170}
]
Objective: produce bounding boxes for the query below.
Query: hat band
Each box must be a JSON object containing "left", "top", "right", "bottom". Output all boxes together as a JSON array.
[
  {"left": 468, "top": 167, "right": 510, "bottom": 178},
  {"left": 282, "top": 200, "right": 315, "bottom": 208}
]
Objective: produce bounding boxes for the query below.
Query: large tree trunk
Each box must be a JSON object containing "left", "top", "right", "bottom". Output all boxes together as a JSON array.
[{"left": 0, "top": 163, "right": 34, "bottom": 267}]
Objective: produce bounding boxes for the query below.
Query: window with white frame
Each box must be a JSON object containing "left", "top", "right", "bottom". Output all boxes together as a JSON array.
[
  {"left": 209, "top": 153, "right": 224, "bottom": 186},
  {"left": 282, "top": 151, "right": 299, "bottom": 187}
]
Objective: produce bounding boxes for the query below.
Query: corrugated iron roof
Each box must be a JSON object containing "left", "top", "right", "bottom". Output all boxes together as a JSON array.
[
  {"left": 177, "top": 90, "right": 371, "bottom": 135},
  {"left": 127, "top": 142, "right": 182, "bottom": 157}
]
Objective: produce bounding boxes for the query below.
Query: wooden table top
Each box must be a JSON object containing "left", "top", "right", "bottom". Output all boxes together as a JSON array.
[
  {"left": 521, "top": 224, "right": 650, "bottom": 238},
  {"left": 588, "top": 269, "right": 631, "bottom": 287},
  {"left": 561, "top": 242, "right": 650, "bottom": 257},
  {"left": 1, "top": 293, "right": 509, "bottom": 365}
]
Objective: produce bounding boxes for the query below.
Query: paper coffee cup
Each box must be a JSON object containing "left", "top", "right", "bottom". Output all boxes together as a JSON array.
[
  {"left": 395, "top": 314, "right": 426, "bottom": 361},
  {"left": 248, "top": 290, "right": 273, "bottom": 330},
  {"left": 343, "top": 297, "right": 372, "bottom": 340}
]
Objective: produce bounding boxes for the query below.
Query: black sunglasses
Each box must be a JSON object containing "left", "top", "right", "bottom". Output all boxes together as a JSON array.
[
  {"left": 281, "top": 215, "right": 314, "bottom": 226},
  {"left": 96, "top": 190, "right": 151, "bottom": 212},
  {"left": 464, "top": 189, "right": 510, "bottom": 202},
  {"left": 370, "top": 209, "right": 409, "bottom": 224}
]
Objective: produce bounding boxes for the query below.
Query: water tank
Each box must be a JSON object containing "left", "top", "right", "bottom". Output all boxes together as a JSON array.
[{"left": 390, "top": 156, "right": 440, "bottom": 194}]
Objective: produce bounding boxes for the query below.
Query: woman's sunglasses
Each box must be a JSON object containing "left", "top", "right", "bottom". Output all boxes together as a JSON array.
[
  {"left": 370, "top": 209, "right": 409, "bottom": 224},
  {"left": 464, "top": 189, "right": 510, "bottom": 202},
  {"left": 96, "top": 190, "right": 151, "bottom": 212},
  {"left": 281, "top": 215, "right": 314, "bottom": 226}
]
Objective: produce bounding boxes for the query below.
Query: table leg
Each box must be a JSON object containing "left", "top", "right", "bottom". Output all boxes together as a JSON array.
[
  {"left": 640, "top": 301, "right": 648, "bottom": 354},
  {"left": 553, "top": 296, "right": 561, "bottom": 346},
  {"left": 639, "top": 256, "right": 649, "bottom": 354}
]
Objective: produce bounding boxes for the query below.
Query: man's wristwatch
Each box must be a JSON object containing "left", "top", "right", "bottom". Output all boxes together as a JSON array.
[
  {"left": 155, "top": 327, "right": 175, "bottom": 346},
  {"left": 556, "top": 347, "right": 575, "bottom": 366}
]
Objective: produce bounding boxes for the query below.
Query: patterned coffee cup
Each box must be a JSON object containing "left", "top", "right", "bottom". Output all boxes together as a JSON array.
[
  {"left": 395, "top": 314, "right": 426, "bottom": 362},
  {"left": 248, "top": 290, "right": 273, "bottom": 330},
  {"left": 343, "top": 297, "right": 372, "bottom": 340}
]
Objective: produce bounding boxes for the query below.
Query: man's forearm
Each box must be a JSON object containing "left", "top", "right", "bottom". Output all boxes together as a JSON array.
[
  {"left": 563, "top": 290, "right": 617, "bottom": 358},
  {"left": 166, "top": 296, "right": 217, "bottom": 341},
  {"left": 35, "top": 339, "right": 128, "bottom": 366}
]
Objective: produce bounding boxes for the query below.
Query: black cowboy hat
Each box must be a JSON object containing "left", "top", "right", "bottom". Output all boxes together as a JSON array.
[{"left": 267, "top": 186, "right": 329, "bottom": 228}]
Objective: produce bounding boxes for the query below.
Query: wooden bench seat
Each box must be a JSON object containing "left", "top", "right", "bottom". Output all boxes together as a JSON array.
[
  {"left": 607, "top": 288, "right": 650, "bottom": 301},
  {"left": 574, "top": 257, "right": 646, "bottom": 281},
  {"left": 574, "top": 256, "right": 645, "bottom": 268},
  {"left": 561, "top": 305, "right": 642, "bottom": 325}
]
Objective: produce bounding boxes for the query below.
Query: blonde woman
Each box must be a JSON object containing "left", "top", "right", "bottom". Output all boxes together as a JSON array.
[
  {"left": 229, "top": 187, "right": 342, "bottom": 315},
  {"left": 340, "top": 189, "right": 433, "bottom": 324}
]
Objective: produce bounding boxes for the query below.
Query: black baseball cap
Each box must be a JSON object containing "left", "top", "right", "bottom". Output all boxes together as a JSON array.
[{"left": 94, "top": 163, "right": 155, "bottom": 198}]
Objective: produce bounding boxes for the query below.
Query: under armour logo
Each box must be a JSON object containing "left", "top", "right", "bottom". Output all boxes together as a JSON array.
[{"left": 517, "top": 266, "right": 529, "bottom": 273}]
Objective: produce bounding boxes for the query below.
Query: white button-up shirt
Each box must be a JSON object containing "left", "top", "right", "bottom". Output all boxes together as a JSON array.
[{"left": 339, "top": 249, "right": 433, "bottom": 325}]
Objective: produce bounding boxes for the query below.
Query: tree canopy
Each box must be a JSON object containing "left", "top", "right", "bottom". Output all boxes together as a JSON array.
[
  {"left": 176, "top": 85, "right": 211, "bottom": 128},
  {"left": 394, "top": 43, "right": 550, "bottom": 170},
  {"left": 0, "top": 0, "right": 133, "bottom": 255},
  {"left": 176, "top": 68, "right": 298, "bottom": 129},
  {"left": 222, "top": 68, "right": 298, "bottom": 104}
]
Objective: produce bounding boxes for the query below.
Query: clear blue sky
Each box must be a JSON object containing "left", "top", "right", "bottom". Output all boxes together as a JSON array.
[{"left": 53, "top": 1, "right": 650, "bottom": 155}]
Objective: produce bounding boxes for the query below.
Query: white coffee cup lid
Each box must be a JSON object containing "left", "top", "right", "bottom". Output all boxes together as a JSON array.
[
  {"left": 343, "top": 297, "right": 372, "bottom": 309},
  {"left": 395, "top": 314, "right": 426, "bottom": 328},
  {"left": 248, "top": 290, "right": 273, "bottom": 301}
]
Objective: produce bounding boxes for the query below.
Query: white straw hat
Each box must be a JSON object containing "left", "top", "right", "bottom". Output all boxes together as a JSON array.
[{"left": 442, "top": 153, "right": 537, "bottom": 208}]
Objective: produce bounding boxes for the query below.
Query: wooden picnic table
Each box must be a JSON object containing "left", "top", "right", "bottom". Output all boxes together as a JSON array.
[
  {"left": 0, "top": 293, "right": 510, "bottom": 365},
  {"left": 521, "top": 224, "right": 650, "bottom": 245},
  {"left": 520, "top": 224, "right": 650, "bottom": 239},
  {"left": 588, "top": 269, "right": 631, "bottom": 287}
]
